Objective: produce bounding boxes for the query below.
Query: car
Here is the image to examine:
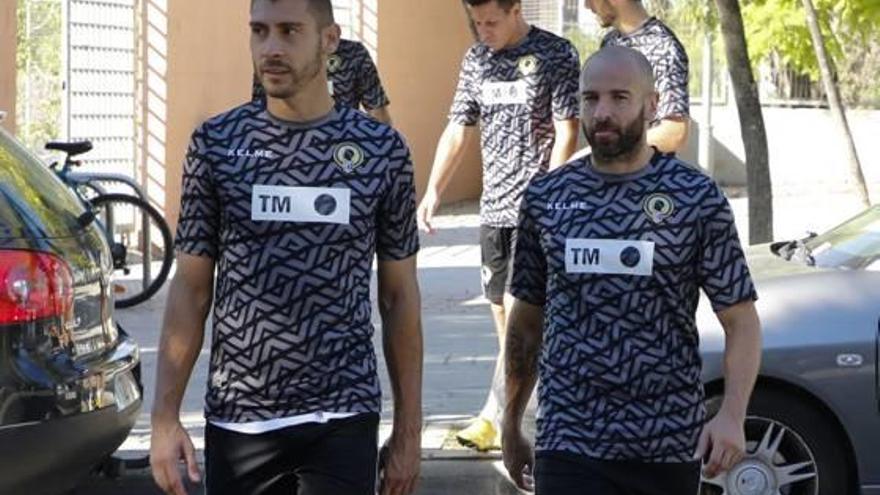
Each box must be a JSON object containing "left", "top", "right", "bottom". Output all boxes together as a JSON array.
[
  {"left": 700, "top": 204, "right": 880, "bottom": 495},
  {"left": 0, "top": 126, "right": 142, "bottom": 495}
]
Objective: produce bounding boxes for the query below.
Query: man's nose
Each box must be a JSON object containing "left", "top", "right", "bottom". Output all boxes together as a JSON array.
[
  {"left": 261, "top": 32, "right": 284, "bottom": 58},
  {"left": 477, "top": 26, "right": 491, "bottom": 42},
  {"left": 593, "top": 97, "right": 614, "bottom": 121}
]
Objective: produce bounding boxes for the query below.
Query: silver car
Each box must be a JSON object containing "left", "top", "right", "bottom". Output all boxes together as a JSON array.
[{"left": 700, "top": 205, "right": 880, "bottom": 495}]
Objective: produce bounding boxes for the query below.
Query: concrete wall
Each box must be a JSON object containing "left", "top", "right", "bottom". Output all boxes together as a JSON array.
[
  {"left": 149, "top": 0, "right": 480, "bottom": 228},
  {"left": 377, "top": 0, "right": 482, "bottom": 203},
  {"left": 143, "top": 0, "right": 252, "bottom": 226},
  {"left": 1, "top": 1, "right": 17, "bottom": 134},
  {"left": 684, "top": 104, "right": 880, "bottom": 200}
]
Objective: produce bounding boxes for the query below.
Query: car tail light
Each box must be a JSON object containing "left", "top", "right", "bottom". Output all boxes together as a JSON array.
[{"left": 0, "top": 250, "right": 74, "bottom": 324}]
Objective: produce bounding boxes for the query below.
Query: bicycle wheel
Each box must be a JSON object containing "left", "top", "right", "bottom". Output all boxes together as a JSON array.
[{"left": 89, "top": 193, "right": 174, "bottom": 309}]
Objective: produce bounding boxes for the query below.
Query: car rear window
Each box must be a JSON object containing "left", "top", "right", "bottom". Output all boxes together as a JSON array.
[{"left": 0, "top": 129, "right": 88, "bottom": 238}]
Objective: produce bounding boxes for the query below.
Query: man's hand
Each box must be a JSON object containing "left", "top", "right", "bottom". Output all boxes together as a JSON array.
[
  {"left": 694, "top": 409, "right": 747, "bottom": 478},
  {"left": 416, "top": 190, "right": 440, "bottom": 234},
  {"left": 150, "top": 420, "right": 201, "bottom": 495},
  {"left": 379, "top": 431, "right": 421, "bottom": 495},
  {"left": 501, "top": 424, "right": 535, "bottom": 492}
]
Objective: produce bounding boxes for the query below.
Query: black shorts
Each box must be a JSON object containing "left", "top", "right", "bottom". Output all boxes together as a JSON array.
[
  {"left": 535, "top": 451, "right": 701, "bottom": 495},
  {"left": 205, "top": 413, "right": 379, "bottom": 495},
  {"left": 480, "top": 225, "right": 517, "bottom": 305}
]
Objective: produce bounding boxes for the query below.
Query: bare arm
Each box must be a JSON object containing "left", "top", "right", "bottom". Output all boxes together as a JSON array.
[
  {"left": 716, "top": 300, "right": 762, "bottom": 422},
  {"left": 377, "top": 255, "right": 423, "bottom": 495},
  {"left": 549, "top": 119, "right": 579, "bottom": 169},
  {"left": 368, "top": 105, "right": 393, "bottom": 126},
  {"left": 416, "top": 123, "right": 478, "bottom": 233},
  {"left": 647, "top": 116, "right": 690, "bottom": 153},
  {"left": 151, "top": 253, "right": 215, "bottom": 494},
  {"left": 696, "top": 300, "right": 762, "bottom": 478},
  {"left": 501, "top": 298, "right": 544, "bottom": 491}
]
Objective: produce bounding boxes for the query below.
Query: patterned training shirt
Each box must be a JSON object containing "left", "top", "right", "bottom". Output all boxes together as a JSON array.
[
  {"left": 252, "top": 39, "right": 390, "bottom": 111},
  {"left": 450, "top": 26, "right": 580, "bottom": 228},
  {"left": 602, "top": 17, "right": 690, "bottom": 123},
  {"left": 175, "top": 102, "right": 419, "bottom": 423},
  {"left": 510, "top": 152, "right": 756, "bottom": 462}
]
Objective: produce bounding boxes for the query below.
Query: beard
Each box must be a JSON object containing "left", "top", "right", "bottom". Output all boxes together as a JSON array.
[
  {"left": 584, "top": 110, "right": 646, "bottom": 162},
  {"left": 257, "top": 43, "right": 324, "bottom": 100}
]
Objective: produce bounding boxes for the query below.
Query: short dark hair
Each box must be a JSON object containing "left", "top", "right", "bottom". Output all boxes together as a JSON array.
[
  {"left": 463, "top": 0, "right": 520, "bottom": 11},
  {"left": 250, "top": 0, "right": 335, "bottom": 27}
]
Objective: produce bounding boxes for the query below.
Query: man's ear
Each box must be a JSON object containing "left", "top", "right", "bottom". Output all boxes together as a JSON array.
[
  {"left": 645, "top": 90, "right": 659, "bottom": 122},
  {"left": 323, "top": 23, "right": 341, "bottom": 55},
  {"left": 510, "top": 3, "right": 522, "bottom": 17}
]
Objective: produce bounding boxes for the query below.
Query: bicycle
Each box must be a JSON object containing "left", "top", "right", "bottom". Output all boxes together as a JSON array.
[{"left": 45, "top": 140, "right": 174, "bottom": 309}]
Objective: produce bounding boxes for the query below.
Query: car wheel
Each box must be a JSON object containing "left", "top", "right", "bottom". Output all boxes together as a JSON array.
[{"left": 700, "top": 388, "right": 851, "bottom": 495}]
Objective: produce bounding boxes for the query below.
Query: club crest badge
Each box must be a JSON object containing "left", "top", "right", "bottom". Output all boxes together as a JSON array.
[
  {"left": 518, "top": 55, "right": 538, "bottom": 76},
  {"left": 642, "top": 193, "right": 675, "bottom": 224},
  {"left": 333, "top": 142, "right": 366, "bottom": 173},
  {"left": 327, "top": 54, "right": 342, "bottom": 73}
]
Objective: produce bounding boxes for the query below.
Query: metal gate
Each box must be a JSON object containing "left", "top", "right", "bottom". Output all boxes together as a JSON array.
[
  {"left": 63, "top": 0, "right": 137, "bottom": 177},
  {"left": 332, "top": 0, "right": 377, "bottom": 58}
]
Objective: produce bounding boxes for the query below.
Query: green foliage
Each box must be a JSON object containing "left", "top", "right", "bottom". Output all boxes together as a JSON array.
[
  {"left": 660, "top": 0, "right": 880, "bottom": 107},
  {"left": 564, "top": 27, "right": 603, "bottom": 65},
  {"left": 16, "top": 0, "right": 62, "bottom": 149},
  {"left": 662, "top": 0, "right": 728, "bottom": 100},
  {"left": 743, "top": 0, "right": 880, "bottom": 105}
]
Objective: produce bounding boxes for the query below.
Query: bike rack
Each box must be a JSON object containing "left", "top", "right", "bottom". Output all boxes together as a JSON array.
[{"left": 68, "top": 172, "right": 155, "bottom": 290}]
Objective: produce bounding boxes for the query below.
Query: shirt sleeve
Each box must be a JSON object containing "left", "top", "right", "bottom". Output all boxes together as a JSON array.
[
  {"left": 448, "top": 47, "right": 481, "bottom": 126},
  {"left": 376, "top": 133, "right": 420, "bottom": 260},
  {"left": 357, "top": 44, "right": 390, "bottom": 110},
  {"left": 508, "top": 190, "right": 548, "bottom": 305},
  {"left": 653, "top": 38, "right": 690, "bottom": 120},
  {"left": 698, "top": 183, "right": 757, "bottom": 312},
  {"left": 551, "top": 42, "right": 581, "bottom": 122},
  {"left": 174, "top": 125, "right": 221, "bottom": 258}
]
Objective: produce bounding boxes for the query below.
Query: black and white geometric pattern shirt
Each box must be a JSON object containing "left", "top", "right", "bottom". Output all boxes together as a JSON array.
[
  {"left": 450, "top": 26, "right": 580, "bottom": 228},
  {"left": 175, "top": 102, "right": 418, "bottom": 423},
  {"left": 510, "top": 152, "right": 756, "bottom": 462},
  {"left": 252, "top": 39, "right": 390, "bottom": 111},
  {"left": 602, "top": 17, "right": 690, "bottom": 123}
]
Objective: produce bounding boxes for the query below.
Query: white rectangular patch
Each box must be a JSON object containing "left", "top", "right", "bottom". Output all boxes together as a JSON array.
[
  {"left": 565, "top": 239, "right": 655, "bottom": 276},
  {"left": 251, "top": 185, "right": 351, "bottom": 224},
  {"left": 328, "top": 80, "right": 334, "bottom": 96},
  {"left": 481, "top": 80, "right": 528, "bottom": 105}
]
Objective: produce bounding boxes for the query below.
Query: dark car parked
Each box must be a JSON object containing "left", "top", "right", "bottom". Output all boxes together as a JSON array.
[{"left": 0, "top": 127, "right": 141, "bottom": 495}]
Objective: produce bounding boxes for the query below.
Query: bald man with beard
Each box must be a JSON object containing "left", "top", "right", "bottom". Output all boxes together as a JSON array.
[{"left": 500, "top": 47, "right": 762, "bottom": 495}]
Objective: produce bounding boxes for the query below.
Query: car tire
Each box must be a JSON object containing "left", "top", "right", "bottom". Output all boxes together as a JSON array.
[{"left": 701, "top": 388, "right": 852, "bottom": 495}]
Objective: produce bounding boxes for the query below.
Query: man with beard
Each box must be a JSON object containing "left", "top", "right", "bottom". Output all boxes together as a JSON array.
[
  {"left": 581, "top": 0, "right": 690, "bottom": 154},
  {"left": 149, "top": 1, "right": 422, "bottom": 494},
  {"left": 500, "top": 46, "right": 762, "bottom": 494},
  {"left": 417, "top": 0, "right": 580, "bottom": 452},
  {"left": 251, "top": 38, "right": 393, "bottom": 124}
]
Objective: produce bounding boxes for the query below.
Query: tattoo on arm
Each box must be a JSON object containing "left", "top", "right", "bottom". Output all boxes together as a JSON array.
[{"left": 506, "top": 328, "right": 539, "bottom": 381}]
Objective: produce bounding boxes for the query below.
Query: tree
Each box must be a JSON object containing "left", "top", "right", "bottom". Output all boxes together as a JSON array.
[
  {"left": 714, "top": 0, "right": 773, "bottom": 243},
  {"left": 800, "top": 0, "right": 871, "bottom": 207},
  {"left": 741, "top": 0, "right": 879, "bottom": 207},
  {"left": 742, "top": 0, "right": 880, "bottom": 86},
  {"left": 16, "top": 0, "right": 62, "bottom": 150}
]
